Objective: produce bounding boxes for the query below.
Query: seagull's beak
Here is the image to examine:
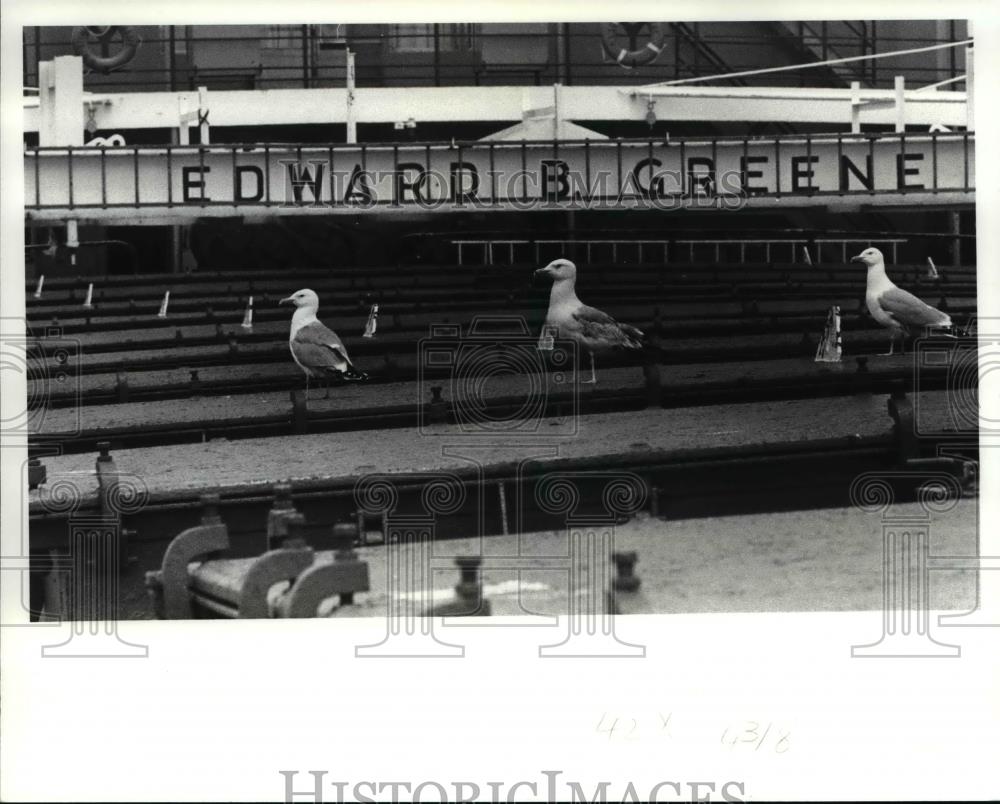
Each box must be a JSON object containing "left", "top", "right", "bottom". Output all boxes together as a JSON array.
[
  {"left": 849, "top": 254, "right": 865, "bottom": 264},
  {"left": 533, "top": 268, "right": 551, "bottom": 285},
  {"left": 279, "top": 296, "right": 294, "bottom": 306}
]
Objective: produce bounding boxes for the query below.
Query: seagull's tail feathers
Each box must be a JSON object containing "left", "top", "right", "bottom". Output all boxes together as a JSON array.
[
  {"left": 342, "top": 366, "right": 369, "bottom": 381},
  {"left": 620, "top": 323, "right": 645, "bottom": 350},
  {"left": 317, "top": 363, "right": 369, "bottom": 381},
  {"left": 926, "top": 312, "right": 954, "bottom": 336}
]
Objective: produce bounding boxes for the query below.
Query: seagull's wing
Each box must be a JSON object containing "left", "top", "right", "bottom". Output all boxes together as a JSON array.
[
  {"left": 572, "top": 305, "right": 644, "bottom": 349},
  {"left": 292, "top": 320, "right": 352, "bottom": 372},
  {"left": 878, "top": 287, "right": 951, "bottom": 331}
]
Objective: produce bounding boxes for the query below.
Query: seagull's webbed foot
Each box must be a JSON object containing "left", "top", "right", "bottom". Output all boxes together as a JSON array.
[{"left": 880, "top": 340, "right": 898, "bottom": 357}]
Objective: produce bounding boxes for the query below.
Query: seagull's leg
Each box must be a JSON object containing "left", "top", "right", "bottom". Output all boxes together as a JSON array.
[
  {"left": 305, "top": 372, "right": 311, "bottom": 400},
  {"left": 882, "top": 333, "right": 896, "bottom": 357},
  {"left": 582, "top": 352, "right": 597, "bottom": 384},
  {"left": 324, "top": 374, "right": 332, "bottom": 399}
]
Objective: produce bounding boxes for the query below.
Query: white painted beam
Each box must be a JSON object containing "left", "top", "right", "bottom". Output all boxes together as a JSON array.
[{"left": 22, "top": 84, "right": 970, "bottom": 133}]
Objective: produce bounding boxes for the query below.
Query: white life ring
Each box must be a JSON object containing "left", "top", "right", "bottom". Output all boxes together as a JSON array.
[
  {"left": 601, "top": 22, "right": 666, "bottom": 69},
  {"left": 85, "top": 134, "right": 126, "bottom": 147}
]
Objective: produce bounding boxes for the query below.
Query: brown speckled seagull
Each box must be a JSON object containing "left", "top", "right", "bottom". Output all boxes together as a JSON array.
[
  {"left": 534, "top": 259, "right": 644, "bottom": 384},
  {"left": 851, "top": 247, "right": 952, "bottom": 355},
  {"left": 280, "top": 288, "right": 367, "bottom": 397}
]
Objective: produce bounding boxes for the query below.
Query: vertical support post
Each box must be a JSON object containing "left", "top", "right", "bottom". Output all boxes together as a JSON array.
[
  {"left": 169, "top": 25, "right": 177, "bottom": 92},
  {"left": 66, "top": 219, "right": 79, "bottom": 268},
  {"left": 177, "top": 96, "right": 191, "bottom": 145},
  {"left": 345, "top": 48, "right": 357, "bottom": 144},
  {"left": 433, "top": 24, "right": 441, "bottom": 86},
  {"left": 39, "top": 56, "right": 85, "bottom": 146},
  {"left": 301, "top": 24, "right": 310, "bottom": 88},
  {"left": 169, "top": 128, "right": 183, "bottom": 273},
  {"left": 894, "top": 75, "right": 905, "bottom": 133},
  {"left": 850, "top": 80, "right": 861, "bottom": 134},
  {"left": 563, "top": 22, "right": 572, "bottom": 86},
  {"left": 198, "top": 86, "right": 210, "bottom": 144},
  {"left": 951, "top": 211, "right": 962, "bottom": 268},
  {"left": 966, "top": 45, "right": 975, "bottom": 132}
]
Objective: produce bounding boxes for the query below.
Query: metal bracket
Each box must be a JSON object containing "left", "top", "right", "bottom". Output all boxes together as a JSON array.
[
  {"left": 276, "top": 556, "right": 370, "bottom": 618},
  {"left": 146, "top": 494, "right": 230, "bottom": 619},
  {"left": 266, "top": 483, "right": 300, "bottom": 551},
  {"left": 237, "top": 548, "right": 315, "bottom": 618},
  {"left": 887, "top": 390, "right": 918, "bottom": 463}
]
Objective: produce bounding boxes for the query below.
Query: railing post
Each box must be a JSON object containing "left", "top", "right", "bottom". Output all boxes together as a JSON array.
[
  {"left": 850, "top": 80, "right": 861, "bottom": 133},
  {"left": 894, "top": 75, "right": 906, "bottom": 133}
]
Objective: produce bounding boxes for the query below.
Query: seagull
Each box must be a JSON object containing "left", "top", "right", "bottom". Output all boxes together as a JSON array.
[
  {"left": 851, "top": 247, "right": 952, "bottom": 355},
  {"left": 279, "top": 288, "right": 367, "bottom": 397},
  {"left": 534, "top": 259, "right": 644, "bottom": 384}
]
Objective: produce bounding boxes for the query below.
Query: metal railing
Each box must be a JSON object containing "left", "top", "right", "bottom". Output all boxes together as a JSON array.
[
  {"left": 22, "top": 22, "right": 967, "bottom": 93},
  {"left": 23, "top": 131, "right": 976, "bottom": 219},
  {"left": 675, "top": 237, "right": 907, "bottom": 264},
  {"left": 453, "top": 237, "right": 908, "bottom": 265}
]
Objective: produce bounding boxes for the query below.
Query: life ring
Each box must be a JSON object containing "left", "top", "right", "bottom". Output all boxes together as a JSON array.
[
  {"left": 85, "top": 133, "right": 126, "bottom": 147},
  {"left": 71, "top": 26, "right": 141, "bottom": 73},
  {"left": 601, "top": 22, "right": 666, "bottom": 69}
]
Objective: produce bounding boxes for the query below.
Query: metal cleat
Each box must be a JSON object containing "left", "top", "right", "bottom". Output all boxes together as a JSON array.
[
  {"left": 429, "top": 556, "right": 490, "bottom": 617},
  {"left": 356, "top": 509, "right": 387, "bottom": 545},
  {"left": 427, "top": 385, "right": 447, "bottom": 424},
  {"left": 27, "top": 458, "right": 47, "bottom": 490},
  {"left": 609, "top": 550, "right": 647, "bottom": 615},
  {"left": 612, "top": 551, "right": 641, "bottom": 592},
  {"left": 115, "top": 371, "right": 130, "bottom": 403}
]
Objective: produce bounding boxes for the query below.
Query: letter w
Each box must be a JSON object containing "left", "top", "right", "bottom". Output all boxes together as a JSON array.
[{"left": 287, "top": 161, "right": 327, "bottom": 205}]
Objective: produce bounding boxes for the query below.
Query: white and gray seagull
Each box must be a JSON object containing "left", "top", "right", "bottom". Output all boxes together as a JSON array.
[
  {"left": 534, "top": 259, "right": 644, "bottom": 384},
  {"left": 851, "top": 247, "right": 952, "bottom": 355},
  {"left": 280, "top": 288, "right": 367, "bottom": 397}
]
